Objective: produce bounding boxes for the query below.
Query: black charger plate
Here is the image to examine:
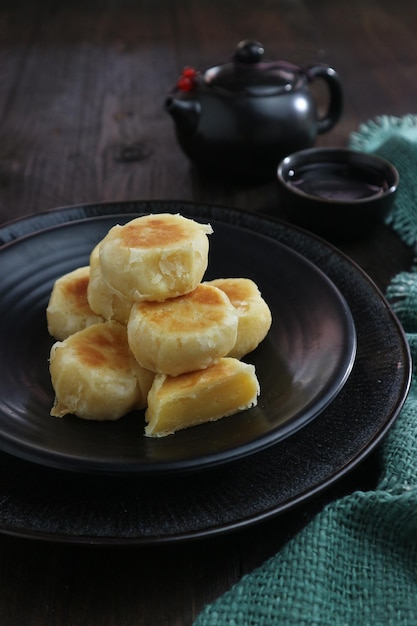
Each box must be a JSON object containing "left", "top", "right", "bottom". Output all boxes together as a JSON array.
[{"left": 0, "top": 200, "right": 410, "bottom": 544}]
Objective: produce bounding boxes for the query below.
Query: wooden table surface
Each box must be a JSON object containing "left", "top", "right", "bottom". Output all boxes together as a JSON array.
[{"left": 0, "top": 1, "right": 416, "bottom": 624}]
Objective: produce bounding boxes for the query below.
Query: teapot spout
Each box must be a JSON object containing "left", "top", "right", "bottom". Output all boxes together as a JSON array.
[{"left": 165, "top": 95, "right": 200, "bottom": 134}]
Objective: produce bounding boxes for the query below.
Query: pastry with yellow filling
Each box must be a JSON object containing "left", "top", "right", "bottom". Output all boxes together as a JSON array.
[
  {"left": 49, "top": 321, "right": 155, "bottom": 421},
  {"left": 127, "top": 283, "right": 238, "bottom": 376},
  {"left": 45, "top": 214, "right": 271, "bottom": 433},
  {"left": 87, "top": 245, "right": 133, "bottom": 324},
  {"left": 145, "top": 357, "right": 260, "bottom": 437},
  {"left": 207, "top": 277, "right": 272, "bottom": 359},
  {"left": 98, "top": 213, "right": 213, "bottom": 302},
  {"left": 46, "top": 266, "right": 104, "bottom": 340}
]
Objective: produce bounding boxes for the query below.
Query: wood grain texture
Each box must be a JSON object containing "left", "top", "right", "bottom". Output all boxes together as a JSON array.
[
  {"left": 2, "top": 0, "right": 417, "bottom": 225},
  {"left": 0, "top": 0, "right": 415, "bottom": 623}
]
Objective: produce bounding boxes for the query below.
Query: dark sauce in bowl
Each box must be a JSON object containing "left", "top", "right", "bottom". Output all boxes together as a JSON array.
[
  {"left": 287, "top": 163, "right": 389, "bottom": 201},
  {"left": 277, "top": 148, "right": 399, "bottom": 239}
]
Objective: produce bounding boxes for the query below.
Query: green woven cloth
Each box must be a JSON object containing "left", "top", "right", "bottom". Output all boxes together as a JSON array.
[{"left": 193, "top": 116, "right": 417, "bottom": 626}]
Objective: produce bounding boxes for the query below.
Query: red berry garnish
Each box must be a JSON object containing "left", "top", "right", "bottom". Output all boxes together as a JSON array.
[
  {"left": 176, "top": 66, "right": 198, "bottom": 91},
  {"left": 177, "top": 76, "right": 193, "bottom": 91},
  {"left": 182, "top": 66, "right": 197, "bottom": 78}
]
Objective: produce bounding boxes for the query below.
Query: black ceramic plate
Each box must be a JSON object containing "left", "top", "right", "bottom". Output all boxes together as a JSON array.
[
  {"left": 0, "top": 210, "right": 355, "bottom": 474},
  {"left": 0, "top": 201, "right": 410, "bottom": 544}
]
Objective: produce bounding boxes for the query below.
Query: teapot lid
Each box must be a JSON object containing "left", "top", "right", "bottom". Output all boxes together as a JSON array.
[{"left": 203, "top": 40, "right": 309, "bottom": 96}]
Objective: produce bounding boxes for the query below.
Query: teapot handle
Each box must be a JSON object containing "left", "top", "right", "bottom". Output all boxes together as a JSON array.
[{"left": 307, "top": 65, "right": 343, "bottom": 134}]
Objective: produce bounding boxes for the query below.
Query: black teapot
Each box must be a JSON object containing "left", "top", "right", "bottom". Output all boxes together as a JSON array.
[{"left": 165, "top": 40, "right": 343, "bottom": 181}]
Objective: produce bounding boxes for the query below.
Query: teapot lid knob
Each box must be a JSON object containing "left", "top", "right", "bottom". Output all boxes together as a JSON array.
[{"left": 234, "top": 40, "right": 265, "bottom": 64}]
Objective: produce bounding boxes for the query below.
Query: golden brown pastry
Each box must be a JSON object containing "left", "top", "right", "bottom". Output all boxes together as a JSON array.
[
  {"left": 49, "top": 321, "right": 155, "bottom": 421},
  {"left": 127, "top": 283, "right": 238, "bottom": 376},
  {"left": 46, "top": 266, "right": 104, "bottom": 340},
  {"left": 145, "top": 357, "right": 260, "bottom": 437},
  {"left": 98, "top": 213, "right": 213, "bottom": 302},
  {"left": 46, "top": 213, "right": 272, "bottom": 435},
  {"left": 87, "top": 245, "right": 133, "bottom": 325},
  {"left": 207, "top": 277, "right": 272, "bottom": 359}
]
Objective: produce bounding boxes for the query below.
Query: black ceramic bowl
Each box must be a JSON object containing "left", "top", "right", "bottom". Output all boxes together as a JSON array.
[{"left": 277, "top": 147, "right": 399, "bottom": 240}]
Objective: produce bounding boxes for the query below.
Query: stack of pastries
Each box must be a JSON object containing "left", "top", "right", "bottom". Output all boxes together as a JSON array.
[{"left": 46, "top": 213, "right": 272, "bottom": 437}]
